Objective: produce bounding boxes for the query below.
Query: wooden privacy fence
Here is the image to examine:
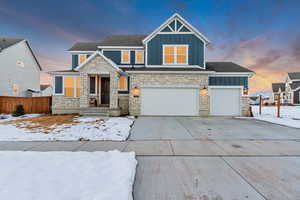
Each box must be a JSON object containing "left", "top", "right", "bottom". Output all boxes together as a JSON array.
[{"left": 0, "top": 96, "right": 51, "bottom": 114}]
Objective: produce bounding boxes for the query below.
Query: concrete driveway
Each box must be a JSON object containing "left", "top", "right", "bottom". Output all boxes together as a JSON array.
[{"left": 129, "top": 116, "right": 300, "bottom": 140}]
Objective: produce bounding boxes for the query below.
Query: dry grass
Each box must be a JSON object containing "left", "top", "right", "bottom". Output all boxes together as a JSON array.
[{"left": 0, "top": 115, "right": 79, "bottom": 134}]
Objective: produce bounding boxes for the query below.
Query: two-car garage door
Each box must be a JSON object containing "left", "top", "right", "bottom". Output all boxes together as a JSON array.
[{"left": 141, "top": 88, "right": 199, "bottom": 116}]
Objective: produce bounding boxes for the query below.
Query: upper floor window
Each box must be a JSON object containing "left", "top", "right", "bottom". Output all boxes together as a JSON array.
[
  {"left": 79, "top": 54, "right": 87, "bottom": 64},
  {"left": 16, "top": 61, "right": 24, "bottom": 67},
  {"left": 163, "top": 45, "right": 188, "bottom": 65},
  {"left": 135, "top": 50, "right": 144, "bottom": 64},
  {"left": 121, "top": 50, "right": 130, "bottom": 64}
]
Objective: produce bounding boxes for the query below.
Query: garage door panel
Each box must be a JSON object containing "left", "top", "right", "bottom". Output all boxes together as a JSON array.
[
  {"left": 141, "top": 88, "right": 198, "bottom": 116},
  {"left": 210, "top": 88, "right": 241, "bottom": 116}
]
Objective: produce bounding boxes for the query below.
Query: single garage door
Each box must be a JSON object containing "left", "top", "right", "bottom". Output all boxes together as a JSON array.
[
  {"left": 210, "top": 88, "right": 241, "bottom": 116},
  {"left": 141, "top": 88, "right": 199, "bottom": 116}
]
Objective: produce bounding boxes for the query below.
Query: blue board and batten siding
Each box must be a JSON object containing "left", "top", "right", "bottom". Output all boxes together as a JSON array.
[
  {"left": 209, "top": 77, "right": 248, "bottom": 88},
  {"left": 72, "top": 55, "right": 78, "bottom": 69},
  {"left": 147, "top": 34, "right": 204, "bottom": 66},
  {"left": 294, "top": 90, "right": 300, "bottom": 104},
  {"left": 103, "top": 50, "right": 144, "bottom": 65}
]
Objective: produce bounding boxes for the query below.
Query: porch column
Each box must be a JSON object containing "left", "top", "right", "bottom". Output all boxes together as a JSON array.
[
  {"left": 109, "top": 72, "right": 119, "bottom": 109},
  {"left": 80, "top": 72, "right": 89, "bottom": 108}
]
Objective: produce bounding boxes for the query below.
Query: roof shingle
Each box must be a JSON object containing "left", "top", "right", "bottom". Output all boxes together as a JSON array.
[
  {"left": 206, "top": 62, "right": 254, "bottom": 73},
  {"left": 288, "top": 72, "right": 300, "bottom": 80},
  {"left": 272, "top": 83, "right": 285, "bottom": 93}
]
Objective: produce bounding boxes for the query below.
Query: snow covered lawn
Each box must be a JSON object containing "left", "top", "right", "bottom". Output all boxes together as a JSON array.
[
  {"left": 0, "top": 115, "right": 134, "bottom": 141},
  {"left": 251, "top": 105, "right": 300, "bottom": 128},
  {"left": 0, "top": 114, "right": 41, "bottom": 122},
  {"left": 0, "top": 151, "right": 137, "bottom": 200}
]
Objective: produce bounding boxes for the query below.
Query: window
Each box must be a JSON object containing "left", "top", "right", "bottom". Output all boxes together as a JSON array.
[
  {"left": 121, "top": 50, "right": 130, "bottom": 64},
  {"left": 79, "top": 54, "right": 87, "bottom": 64},
  {"left": 119, "top": 76, "right": 128, "bottom": 90},
  {"left": 135, "top": 50, "right": 144, "bottom": 64},
  {"left": 12, "top": 84, "right": 19, "bottom": 93},
  {"left": 163, "top": 45, "right": 188, "bottom": 65},
  {"left": 89, "top": 76, "right": 96, "bottom": 94},
  {"left": 54, "top": 76, "right": 63, "bottom": 94},
  {"left": 16, "top": 61, "right": 24, "bottom": 67}
]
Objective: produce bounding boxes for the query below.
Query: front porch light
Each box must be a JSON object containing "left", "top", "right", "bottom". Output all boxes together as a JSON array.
[
  {"left": 199, "top": 86, "right": 208, "bottom": 96},
  {"left": 132, "top": 87, "right": 140, "bottom": 97}
]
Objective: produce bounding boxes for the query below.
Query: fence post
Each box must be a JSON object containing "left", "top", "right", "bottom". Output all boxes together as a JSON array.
[
  {"left": 277, "top": 95, "right": 280, "bottom": 118},
  {"left": 259, "top": 95, "right": 262, "bottom": 115}
]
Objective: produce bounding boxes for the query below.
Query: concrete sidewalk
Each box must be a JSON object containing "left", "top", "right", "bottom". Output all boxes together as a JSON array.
[{"left": 1, "top": 140, "right": 300, "bottom": 156}]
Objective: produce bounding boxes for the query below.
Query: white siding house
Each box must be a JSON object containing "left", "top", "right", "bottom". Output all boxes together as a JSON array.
[{"left": 0, "top": 37, "right": 41, "bottom": 97}]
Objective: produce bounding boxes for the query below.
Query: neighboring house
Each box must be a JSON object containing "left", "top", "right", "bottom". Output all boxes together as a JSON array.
[
  {"left": 286, "top": 72, "right": 300, "bottom": 104},
  {"left": 40, "top": 85, "right": 52, "bottom": 96},
  {"left": 50, "top": 13, "right": 254, "bottom": 117},
  {"left": 271, "top": 83, "right": 287, "bottom": 104},
  {"left": 0, "top": 37, "right": 41, "bottom": 97},
  {"left": 249, "top": 91, "right": 272, "bottom": 105}
]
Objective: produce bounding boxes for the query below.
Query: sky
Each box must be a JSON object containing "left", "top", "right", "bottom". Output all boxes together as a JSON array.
[{"left": 1, "top": 0, "right": 300, "bottom": 93}]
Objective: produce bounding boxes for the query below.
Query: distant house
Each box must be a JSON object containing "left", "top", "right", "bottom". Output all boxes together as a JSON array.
[
  {"left": 40, "top": 85, "right": 52, "bottom": 96},
  {"left": 0, "top": 37, "right": 41, "bottom": 97},
  {"left": 286, "top": 72, "right": 300, "bottom": 104},
  {"left": 271, "top": 83, "right": 287, "bottom": 103}
]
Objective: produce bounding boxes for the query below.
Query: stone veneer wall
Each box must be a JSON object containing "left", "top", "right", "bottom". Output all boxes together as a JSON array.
[
  {"left": 118, "top": 95, "right": 129, "bottom": 115},
  {"left": 129, "top": 73, "right": 209, "bottom": 116},
  {"left": 52, "top": 96, "right": 80, "bottom": 114},
  {"left": 241, "top": 95, "right": 251, "bottom": 116}
]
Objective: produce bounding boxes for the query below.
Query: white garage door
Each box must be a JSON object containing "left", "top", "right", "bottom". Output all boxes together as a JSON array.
[
  {"left": 210, "top": 88, "right": 241, "bottom": 116},
  {"left": 141, "top": 88, "right": 199, "bottom": 116}
]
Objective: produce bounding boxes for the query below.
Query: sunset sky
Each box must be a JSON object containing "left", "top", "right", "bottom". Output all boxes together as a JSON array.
[{"left": 1, "top": 0, "right": 300, "bottom": 94}]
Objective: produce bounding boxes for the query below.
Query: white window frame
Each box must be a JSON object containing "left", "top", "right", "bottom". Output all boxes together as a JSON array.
[
  {"left": 118, "top": 76, "right": 128, "bottom": 91},
  {"left": 78, "top": 54, "right": 87, "bottom": 64},
  {"left": 121, "top": 50, "right": 131, "bottom": 64},
  {"left": 135, "top": 50, "right": 144, "bottom": 64},
  {"left": 89, "top": 75, "right": 98, "bottom": 95},
  {"left": 53, "top": 76, "right": 64, "bottom": 95},
  {"left": 162, "top": 45, "right": 188, "bottom": 65}
]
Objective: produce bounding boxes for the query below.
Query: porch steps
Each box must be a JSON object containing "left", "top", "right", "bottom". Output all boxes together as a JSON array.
[{"left": 80, "top": 107, "right": 110, "bottom": 116}]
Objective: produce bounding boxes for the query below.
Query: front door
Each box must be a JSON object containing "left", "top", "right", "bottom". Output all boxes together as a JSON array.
[{"left": 101, "top": 77, "right": 110, "bottom": 105}]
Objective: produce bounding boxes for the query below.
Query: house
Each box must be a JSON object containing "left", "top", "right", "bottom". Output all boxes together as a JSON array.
[
  {"left": 0, "top": 37, "right": 41, "bottom": 97},
  {"left": 40, "top": 85, "right": 52, "bottom": 96},
  {"left": 286, "top": 72, "right": 300, "bottom": 104},
  {"left": 271, "top": 83, "right": 287, "bottom": 104},
  {"left": 50, "top": 13, "right": 254, "bottom": 117}
]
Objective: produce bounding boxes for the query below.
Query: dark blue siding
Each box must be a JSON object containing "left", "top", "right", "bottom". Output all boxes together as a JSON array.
[
  {"left": 294, "top": 90, "right": 300, "bottom": 104},
  {"left": 72, "top": 55, "right": 78, "bottom": 69},
  {"left": 103, "top": 50, "right": 144, "bottom": 65},
  {"left": 147, "top": 34, "right": 204, "bottom": 66},
  {"left": 209, "top": 77, "right": 248, "bottom": 88}
]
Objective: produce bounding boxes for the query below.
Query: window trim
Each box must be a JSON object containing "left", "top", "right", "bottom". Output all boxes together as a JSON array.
[
  {"left": 78, "top": 54, "right": 87, "bottom": 65},
  {"left": 135, "top": 50, "right": 144, "bottom": 64},
  {"left": 162, "top": 44, "right": 188, "bottom": 65},
  {"left": 118, "top": 76, "right": 128, "bottom": 91},
  {"left": 89, "top": 75, "right": 98, "bottom": 95},
  {"left": 121, "top": 50, "right": 131, "bottom": 64},
  {"left": 54, "top": 75, "right": 81, "bottom": 97},
  {"left": 54, "top": 76, "right": 64, "bottom": 95}
]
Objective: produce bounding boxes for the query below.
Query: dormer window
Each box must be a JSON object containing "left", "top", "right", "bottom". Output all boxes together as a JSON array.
[
  {"left": 163, "top": 45, "right": 188, "bottom": 65},
  {"left": 121, "top": 50, "right": 130, "bottom": 64}
]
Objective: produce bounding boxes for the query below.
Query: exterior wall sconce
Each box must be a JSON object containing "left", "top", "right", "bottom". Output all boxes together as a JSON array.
[
  {"left": 132, "top": 87, "right": 140, "bottom": 97},
  {"left": 243, "top": 88, "right": 248, "bottom": 95},
  {"left": 200, "top": 86, "right": 208, "bottom": 96}
]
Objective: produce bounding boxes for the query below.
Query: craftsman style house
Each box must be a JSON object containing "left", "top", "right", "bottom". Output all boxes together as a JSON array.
[
  {"left": 50, "top": 13, "right": 254, "bottom": 116},
  {"left": 0, "top": 37, "right": 41, "bottom": 97}
]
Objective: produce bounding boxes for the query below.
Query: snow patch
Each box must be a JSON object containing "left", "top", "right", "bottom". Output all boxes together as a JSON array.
[{"left": 0, "top": 151, "right": 137, "bottom": 200}]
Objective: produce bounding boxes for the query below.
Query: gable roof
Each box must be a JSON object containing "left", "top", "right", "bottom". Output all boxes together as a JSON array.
[
  {"left": 0, "top": 37, "right": 23, "bottom": 51},
  {"left": 74, "top": 51, "right": 121, "bottom": 72},
  {"left": 272, "top": 83, "right": 285, "bottom": 93},
  {"left": 290, "top": 81, "right": 300, "bottom": 90},
  {"left": 68, "top": 35, "right": 147, "bottom": 51},
  {"left": 40, "top": 85, "right": 50, "bottom": 91},
  {"left": 142, "top": 13, "right": 210, "bottom": 45},
  {"left": 288, "top": 72, "right": 300, "bottom": 80},
  {"left": 206, "top": 62, "right": 254, "bottom": 73}
]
